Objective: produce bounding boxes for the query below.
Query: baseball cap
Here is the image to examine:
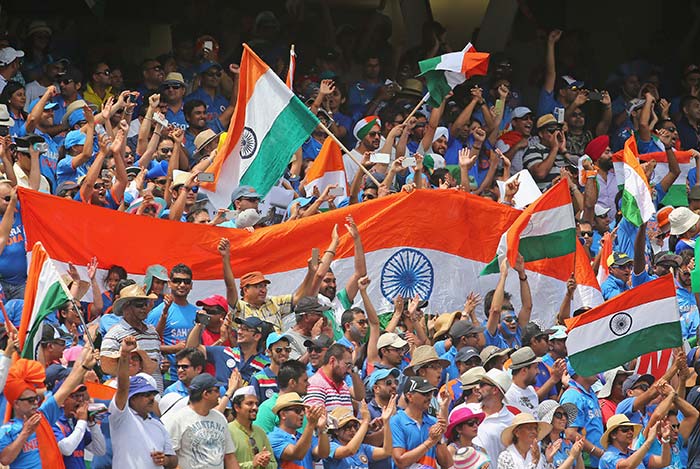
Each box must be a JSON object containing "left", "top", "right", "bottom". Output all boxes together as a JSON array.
[
  {"left": 377, "top": 332, "right": 408, "bottom": 350},
  {"left": 265, "top": 332, "right": 290, "bottom": 350},
  {"left": 231, "top": 185, "right": 262, "bottom": 203},
  {"left": 561, "top": 75, "right": 584, "bottom": 89},
  {"left": 548, "top": 325, "right": 567, "bottom": 340},
  {"left": 405, "top": 376, "right": 437, "bottom": 394},
  {"left": 240, "top": 271, "right": 270, "bottom": 288},
  {"left": 188, "top": 373, "right": 219, "bottom": 394},
  {"left": 198, "top": 61, "right": 222, "bottom": 75},
  {"left": 0, "top": 47, "right": 24, "bottom": 67},
  {"left": 594, "top": 203, "right": 611, "bottom": 217},
  {"left": 304, "top": 334, "right": 333, "bottom": 349},
  {"left": 196, "top": 294, "right": 228, "bottom": 311},
  {"left": 14, "top": 134, "right": 45, "bottom": 153},
  {"left": 28, "top": 98, "right": 58, "bottom": 113},
  {"left": 56, "top": 180, "right": 79, "bottom": 197},
  {"left": 64, "top": 130, "right": 86, "bottom": 149},
  {"left": 45, "top": 364, "right": 71, "bottom": 392},
  {"left": 127, "top": 375, "right": 158, "bottom": 400},
  {"left": 653, "top": 252, "right": 681, "bottom": 268},
  {"left": 606, "top": 252, "right": 633, "bottom": 268},
  {"left": 294, "top": 296, "right": 325, "bottom": 315},
  {"left": 234, "top": 316, "right": 265, "bottom": 332},
  {"left": 627, "top": 98, "right": 645, "bottom": 115},
  {"left": 366, "top": 368, "right": 400, "bottom": 389},
  {"left": 621, "top": 373, "right": 655, "bottom": 396},
  {"left": 521, "top": 322, "right": 555, "bottom": 348},
  {"left": 41, "top": 323, "right": 71, "bottom": 343},
  {"left": 450, "top": 321, "right": 484, "bottom": 340},
  {"left": 512, "top": 107, "right": 532, "bottom": 119},
  {"left": 455, "top": 347, "right": 481, "bottom": 364}
]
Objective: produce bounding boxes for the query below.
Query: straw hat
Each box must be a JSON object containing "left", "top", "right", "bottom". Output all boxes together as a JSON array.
[
  {"left": 600, "top": 414, "right": 642, "bottom": 449},
  {"left": 328, "top": 406, "right": 360, "bottom": 430},
  {"left": 432, "top": 311, "right": 461, "bottom": 339},
  {"left": 60, "top": 274, "right": 90, "bottom": 301},
  {"left": 112, "top": 284, "right": 157, "bottom": 316},
  {"left": 500, "top": 413, "right": 552, "bottom": 446},
  {"left": 99, "top": 347, "right": 158, "bottom": 376},
  {"left": 404, "top": 345, "right": 450, "bottom": 376},
  {"left": 272, "top": 392, "right": 306, "bottom": 414}
]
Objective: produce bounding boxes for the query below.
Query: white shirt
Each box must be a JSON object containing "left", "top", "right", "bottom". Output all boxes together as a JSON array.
[
  {"left": 474, "top": 403, "right": 515, "bottom": 464},
  {"left": 497, "top": 444, "right": 550, "bottom": 469},
  {"left": 161, "top": 405, "right": 235, "bottom": 469},
  {"left": 505, "top": 383, "right": 539, "bottom": 414},
  {"left": 13, "top": 162, "right": 50, "bottom": 193},
  {"left": 109, "top": 398, "right": 175, "bottom": 469}
]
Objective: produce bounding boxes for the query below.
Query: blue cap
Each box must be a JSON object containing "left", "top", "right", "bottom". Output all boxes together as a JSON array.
[
  {"left": 198, "top": 61, "right": 222, "bottom": 74},
  {"left": 128, "top": 375, "right": 158, "bottom": 399},
  {"left": 230, "top": 185, "right": 262, "bottom": 203},
  {"left": 28, "top": 98, "right": 57, "bottom": 113},
  {"left": 45, "top": 364, "right": 71, "bottom": 392},
  {"left": 266, "top": 332, "right": 290, "bottom": 350},
  {"left": 286, "top": 197, "right": 316, "bottom": 218},
  {"left": 234, "top": 316, "right": 265, "bottom": 332},
  {"left": 146, "top": 160, "right": 169, "bottom": 179},
  {"left": 64, "top": 130, "right": 86, "bottom": 149},
  {"left": 188, "top": 373, "right": 219, "bottom": 394},
  {"left": 68, "top": 109, "right": 86, "bottom": 128},
  {"left": 366, "top": 368, "right": 400, "bottom": 389}
]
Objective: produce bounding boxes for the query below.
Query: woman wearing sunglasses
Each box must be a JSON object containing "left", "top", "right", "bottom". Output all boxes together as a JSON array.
[
  {"left": 445, "top": 405, "right": 486, "bottom": 457},
  {"left": 537, "top": 400, "right": 584, "bottom": 469},
  {"left": 323, "top": 397, "right": 396, "bottom": 469},
  {"left": 598, "top": 415, "right": 670, "bottom": 469}
]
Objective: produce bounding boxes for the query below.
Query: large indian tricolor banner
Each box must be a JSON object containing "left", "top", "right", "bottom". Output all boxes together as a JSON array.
[
  {"left": 566, "top": 275, "right": 682, "bottom": 377},
  {"left": 18, "top": 188, "right": 602, "bottom": 324},
  {"left": 200, "top": 43, "right": 318, "bottom": 208}
]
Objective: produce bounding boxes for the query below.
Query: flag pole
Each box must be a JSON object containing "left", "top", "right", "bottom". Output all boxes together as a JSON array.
[
  {"left": 72, "top": 299, "right": 97, "bottom": 351},
  {"left": 317, "top": 122, "right": 382, "bottom": 187},
  {"left": 402, "top": 92, "right": 430, "bottom": 123}
]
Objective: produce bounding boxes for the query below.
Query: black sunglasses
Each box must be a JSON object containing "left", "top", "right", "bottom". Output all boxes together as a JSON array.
[
  {"left": 2, "top": 195, "right": 11, "bottom": 202},
  {"left": 205, "top": 71, "right": 223, "bottom": 78},
  {"left": 129, "top": 300, "right": 149, "bottom": 308},
  {"left": 16, "top": 395, "right": 43, "bottom": 404},
  {"left": 60, "top": 78, "right": 74, "bottom": 85},
  {"left": 164, "top": 84, "right": 183, "bottom": 90},
  {"left": 171, "top": 277, "right": 192, "bottom": 285}
]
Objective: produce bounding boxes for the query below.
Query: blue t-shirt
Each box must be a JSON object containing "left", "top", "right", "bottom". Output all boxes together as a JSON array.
[
  {"left": 541, "top": 437, "right": 577, "bottom": 469},
  {"left": 560, "top": 380, "right": 604, "bottom": 467},
  {"left": 0, "top": 395, "right": 62, "bottom": 469},
  {"left": 302, "top": 138, "right": 323, "bottom": 161},
  {"left": 347, "top": 81, "right": 382, "bottom": 120},
  {"left": 678, "top": 284, "right": 699, "bottom": 340},
  {"left": 165, "top": 106, "right": 188, "bottom": 130},
  {"left": 185, "top": 88, "right": 229, "bottom": 126},
  {"left": 601, "top": 275, "right": 630, "bottom": 301},
  {"left": 98, "top": 313, "right": 120, "bottom": 336},
  {"left": 146, "top": 301, "right": 198, "bottom": 376},
  {"left": 599, "top": 446, "right": 650, "bottom": 469},
  {"left": 53, "top": 414, "right": 93, "bottom": 469},
  {"left": 483, "top": 325, "right": 521, "bottom": 349},
  {"left": 615, "top": 396, "right": 647, "bottom": 426},
  {"left": 0, "top": 207, "right": 27, "bottom": 285},
  {"left": 163, "top": 380, "right": 189, "bottom": 397},
  {"left": 269, "top": 427, "right": 318, "bottom": 469},
  {"left": 636, "top": 431, "right": 684, "bottom": 469},
  {"left": 17, "top": 126, "right": 60, "bottom": 192},
  {"left": 73, "top": 189, "right": 120, "bottom": 210},
  {"left": 536, "top": 88, "right": 564, "bottom": 118},
  {"left": 535, "top": 355, "right": 561, "bottom": 400},
  {"left": 390, "top": 409, "right": 438, "bottom": 468},
  {"left": 204, "top": 345, "right": 269, "bottom": 385},
  {"left": 56, "top": 154, "right": 94, "bottom": 186},
  {"left": 251, "top": 366, "right": 279, "bottom": 403},
  {"left": 324, "top": 440, "right": 375, "bottom": 469}
]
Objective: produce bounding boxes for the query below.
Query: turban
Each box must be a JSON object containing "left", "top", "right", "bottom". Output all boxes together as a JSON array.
[
  {"left": 5, "top": 358, "right": 46, "bottom": 404},
  {"left": 353, "top": 116, "right": 380, "bottom": 141},
  {"left": 584, "top": 135, "right": 610, "bottom": 162}
]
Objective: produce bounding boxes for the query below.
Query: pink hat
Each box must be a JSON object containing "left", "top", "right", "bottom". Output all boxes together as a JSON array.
[
  {"left": 446, "top": 406, "right": 485, "bottom": 440},
  {"left": 453, "top": 447, "right": 490, "bottom": 469},
  {"left": 62, "top": 345, "right": 83, "bottom": 364}
]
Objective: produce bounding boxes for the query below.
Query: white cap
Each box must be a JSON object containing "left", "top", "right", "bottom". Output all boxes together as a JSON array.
[
  {"left": 233, "top": 385, "right": 256, "bottom": 398},
  {"left": 0, "top": 47, "right": 24, "bottom": 67},
  {"left": 594, "top": 203, "right": 611, "bottom": 217}
]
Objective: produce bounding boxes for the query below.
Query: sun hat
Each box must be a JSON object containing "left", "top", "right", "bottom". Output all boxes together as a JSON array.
[
  {"left": 143, "top": 264, "right": 169, "bottom": 293},
  {"left": 446, "top": 406, "right": 485, "bottom": 440},
  {"left": 479, "top": 346, "right": 511, "bottom": 366},
  {"left": 377, "top": 332, "right": 408, "bottom": 350},
  {"left": 404, "top": 345, "right": 450, "bottom": 376},
  {"left": 327, "top": 406, "right": 360, "bottom": 430},
  {"left": 453, "top": 447, "right": 490, "bottom": 469},
  {"left": 669, "top": 207, "right": 700, "bottom": 235},
  {"left": 460, "top": 366, "right": 486, "bottom": 390},
  {"left": 127, "top": 375, "right": 158, "bottom": 400},
  {"left": 597, "top": 367, "right": 633, "bottom": 399},
  {"left": 536, "top": 399, "right": 578, "bottom": 425},
  {"left": 240, "top": 271, "right": 270, "bottom": 288},
  {"left": 112, "top": 284, "right": 157, "bottom": 316},
  {"left": 100, "top": 346, "right": 158, "bottom": 376},
  {"left": 479, "top": 368, "right": 512, "bottom": 396},
  {"left": 272, "top": 392, "right": 306, "bottom": 414},
  {"left": 600, "top": 414, "right": 642, "bottom": 449},
  {"left": 432, "top": 311, "right": 462, "bottom": 339},
  {"left": 500, "top": 413, "right": 552, "bottom": 445},
  {"left": 509, "top": 346, "right": 543, "bottom": 370}
]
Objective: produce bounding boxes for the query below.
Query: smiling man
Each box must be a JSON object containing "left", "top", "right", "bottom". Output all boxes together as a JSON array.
[{"left": 601, "top": 252, "right": 633, "bottom": 300}]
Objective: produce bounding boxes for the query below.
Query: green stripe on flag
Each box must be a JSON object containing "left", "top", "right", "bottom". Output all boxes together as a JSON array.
[
  {"left": 480, "top": 255, "right": 500, "bottom": 276},
  {"left": 421, "top": 71, "right": 451, "bottom": 108},
  {"left": 568, "top": 321, "right": 682, "bottom": 377},
  {"left": 519, "top": 228, "right": 576, "bottom": 262},
  {"left": 240, "top": 97, "right": 318, "bottom": 196},
  {"left": 418, "top": 55, "right": 442, "bottom": 74},
  {"left": 621, "top": 190, "right": 644, "bottom": 226},
  {"left": 21, "top": 282, "right": 70, "bottom": 359},
  {"left": 692, "top": 241, "right": 700, "bottom": 293},
  {"left": 661, "top": 185, "right": 688, "bottom": 207}
]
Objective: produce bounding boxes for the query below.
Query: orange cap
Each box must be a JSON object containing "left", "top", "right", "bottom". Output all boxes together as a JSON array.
[
  {"left": 240, "top": 271, "right": 270, "bottom": 288},
  {"left": 656, "top": 206, "right": 673, "bottom": 228}
]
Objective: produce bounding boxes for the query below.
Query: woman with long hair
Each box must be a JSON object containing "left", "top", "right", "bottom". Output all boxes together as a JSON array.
[
  {"left": 0, "top": 81, "right": 28, "bottom": 136},
  {"left": 445, "top": 405, "right": 486, "bottom": 457}
]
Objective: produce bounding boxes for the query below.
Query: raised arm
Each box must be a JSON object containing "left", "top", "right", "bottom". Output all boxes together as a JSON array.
[
  {"left": 486, "top": 259, "right": 508, "bottom": 335},
  {"left": 218, "top": 238, "right": 238, "bottom": 307},
  {"left": 633, "top": 222, "right": 648, "bottom": 275},
  {"left": 342, "top": 216, "right": 366, "bottom": 302},
  {"left": 70, "top": 105, "right": 96, "bottom": 171},
  {"left": 419, "top": 98, "right": 447, "bottom": 153},
  {"left": 450, "top": 87, "right": 480, "bottom": 137},
  {"left": 109, "top": 121, "right": 129, "bottom": 203},
  {"left": 137, "top": 93, "right": 159, "bottom": 156},
  {"left": 25, "top": 85, "right": 58, "bottom": 134},
  {"left": 79, "top": 134, "right": 109, "bottom": 203},
  {"left": 638, "top": 93, "right": 655, "bottom": 143},
  {"left": 595, "top": 91, "right": 613, "bottom": 136},
  {"left": 513, "top": 254, "right": 532, "bottom": 329},
  {"left": 308, "top": 224, "right": 340, "bottom": 295},
  {"left": 543, "top": 30, "right": 562, "bottom": 94},
  {"left": 114, "top": 336, "right": 137, "bottom": 410},
  {"left": 658, "top": 131, "right": 681, "bottom": 193},
  {"left": 0, "top": 188, "right": 17, "bottom": 255},
  {"left": 54, "top": 343, "right": 98, "bottom": 407}
]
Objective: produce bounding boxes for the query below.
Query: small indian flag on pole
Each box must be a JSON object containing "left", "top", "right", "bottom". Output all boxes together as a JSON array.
[
  {"left": 566, "top": 275, "right": 682, "bottom": 377},
  {"left": 286, "top": 44, "right": 296, "bottom": 89},
  {"left": 418, "top": 43, "right": 490, "bottom": 107},
  {"left": 481, "top": 179, "right": 576, "bottom": 275},
  {"left": 19, "top": 242, "right": 72, "bottom": 360},
  {"left": 616, "top": 136, "right": 655, "bottom": 226},
  {"left": 303, "top": 137, "right": 348, "bottom": 198}
]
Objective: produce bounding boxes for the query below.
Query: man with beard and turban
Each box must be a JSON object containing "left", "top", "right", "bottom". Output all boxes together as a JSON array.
[{"left": 0, "top": 347, "right": 98, "bottom": 468}]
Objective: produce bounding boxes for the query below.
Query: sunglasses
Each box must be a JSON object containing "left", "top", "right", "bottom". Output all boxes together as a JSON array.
[
  {"left": 96, "top": 70, "right": 111, "bottom": 76},
  {"left": 129, "top": 300, "right": 149, "bottom": 308},
  {"left": 274, "top": 346, "right": 292, "bottom": 354},
  {"left": 367, "top": 131, "right": 380, "bottom": 138},
  {"left": 580, "top": 231, "right": 593, "bottom": 237},
  {"left": 240, "top": 197, "right": 260, "bottom": 202},
  {"left": 379, "top": 378, "right": 396, "bottom": 386},
  {"left": 342, "top": 422, "right": 360, "bottom": 431},
  {"left": 59, "top": 78, "right": 74, "bottom": 85},
  {"left": 164, "top": 84, "right": 183, "bottom": 90},
  {"left": 176, "top": 364, "right": 191, "bottom": 370},
  {"left": 16, "top": 395, "right": 43, "bottom": 404},
  {"left": 248, "top": 436, "right": 260, "bottom": 454},
  {"left": 171, "top": 277, "right": 193, "bottom": 285},
  {"left": 633, "top": 383, "right": 650, "bottom": 391},
  {"left": 93, "top": 182, "right": 105, "bottom": 189},
  {"left": 307, "top": 346, "right": 324, "bottom": 353},
  {"left": 286, "top": 407, "right": 305, "bottom": 414},
  {"left": 663, "top": 127, "right": 677, "bottom": 133},
  {"left": 154, "top": 178, "right": 168, "bottom": 185},
  {"left": 463, "top": 418, "right": 480, "bottom": 427},
  {"left": 2, "top": 195, "right": 11, "bottom": 202},
  {"left": 355, "top": 319, "right": 368, "bottom": 326},
  {"left": 553, "top": 411, "right": 567, "bottom": 420},
  {"left": 670, "top": 424, "right": 680, "bottom": 430},
  {"left": 160, "top": 148, "right": 174, "bottom": 154},
  {"left": 617, "top": 426, "right": 635, "bottom": 433},
  {"left": 205, "top": 71, "right": 223, "bottom": 78}
]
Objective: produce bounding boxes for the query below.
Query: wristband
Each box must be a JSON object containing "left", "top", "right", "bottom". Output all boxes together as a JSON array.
[
  {"left": 661, "top": 437, "right": 670, "bottom": 444},
  {"left": 519, "top": 275, "right": 528, "bottom": 281},
  {"left": 82, "top": 364, "right": 93, "bottom": 371},
  {"left": 325, "top": 250, "right": 336, "bottom": 255}
]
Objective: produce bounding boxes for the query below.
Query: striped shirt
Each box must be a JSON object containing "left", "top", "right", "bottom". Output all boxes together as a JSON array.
[
  {"left": 235, "top": 294, "right": 293, "bottom": 332},
  {"left": 304, "top": 369, "right": 352, "bottom": 411},
  {"left": 100, "top": 318, "right": 164, "bottom": 391},
  {"left": 251, "top": 366, "right": 279, "bottom": 403}
]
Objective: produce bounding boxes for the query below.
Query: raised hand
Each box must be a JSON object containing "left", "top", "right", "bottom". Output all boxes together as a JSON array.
[
  {"left": 120, "top": 335, "right": 137, "bottom": 356},
  {"left": 67, "top": 262, "right": 81, "bottom": 283},
  {"left": 381, "top": 394, "right": 397, "bottom": 422},
  {"left": 548, "top": 29, "right": 562, "bottom": 45},
  {"left": 218, "top": 238, "right": 231, "bottom": 258},
  {"left": 358, "top": 276, "right": 370, "bottom": 291}
]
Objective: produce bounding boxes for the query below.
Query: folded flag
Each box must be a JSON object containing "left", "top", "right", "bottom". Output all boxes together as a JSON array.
[
  {"left": 19, "top": 187, "right": 602, "bottom": 326},
  {"left": 200, "top": 43, "right": 319, "bottom": 208},
  {"left": 638, "top": 149, "right": 694, "bottom": 207},
  {"left": 481, "top": 179, "right": 576, "bottom": 275},
  {"left": 612, "top": 136, "right": 655, "bottom": 226},
  {"left": 418, "top": 43, "right": 490, "bottom": 107},
  {"left": 596, "top": 232, "right": 613, "bottom": 286},
  {"left": 302, "top": 138, "right": 348, "bottom": 199},
  {"left": 566, "top": 275, "right": 682, "bottom": 377},
  {"left": 19, "top": 242, "right": 72, "bottom": 360}
]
